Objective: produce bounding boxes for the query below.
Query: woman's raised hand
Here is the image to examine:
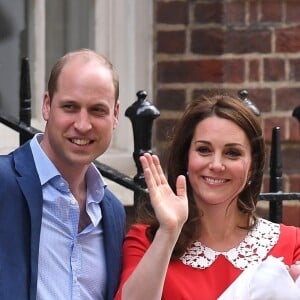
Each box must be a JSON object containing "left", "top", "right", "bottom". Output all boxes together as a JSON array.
[{"left": 140, "top": 153, "right": 188, "bottom": 232}]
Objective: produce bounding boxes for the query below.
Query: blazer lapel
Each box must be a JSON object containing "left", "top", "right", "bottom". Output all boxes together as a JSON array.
[
  {"left": 13, "top": 142, "right": 43, "bottom": 299},
  {"left": 101, "top": 192, "right": 125, "bottom": 300}
]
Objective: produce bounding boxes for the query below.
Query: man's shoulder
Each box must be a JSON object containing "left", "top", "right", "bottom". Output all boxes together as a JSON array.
[
  {"left": 0, "top": 150, "right": 14, "bottom": 168},
  {"left": 102, "top": 188, "right": 126, "bottom": 220},
  {"left": 0, "top": 141, "right": 35, "bottom": 175},
  {"left": 103, "top": 188, "right": 124, "bottom": 208},
  {"left": 0, "top": 141, "right": 32, "bottom": 158}
]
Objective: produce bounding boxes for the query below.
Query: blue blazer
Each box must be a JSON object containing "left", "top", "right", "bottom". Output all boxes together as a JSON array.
[{"left": 0, "top": 141, "right": 126, "bottom": 300}]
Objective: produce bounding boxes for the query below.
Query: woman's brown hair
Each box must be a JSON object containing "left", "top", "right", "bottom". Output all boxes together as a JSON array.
[{"left": 138, "top": 94, "right": 265, "bottom": 258}]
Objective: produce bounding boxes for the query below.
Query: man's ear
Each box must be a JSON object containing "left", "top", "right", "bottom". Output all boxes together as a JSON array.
[
  {"left": 113, "top": 100, "right": 120, "bottom": 129},
  {"left": 42, "top": 92, "right": 51, "bottom": 121}
]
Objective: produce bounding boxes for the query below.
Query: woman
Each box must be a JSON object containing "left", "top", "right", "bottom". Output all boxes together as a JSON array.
[{"left": 115, "top": 94, "right": 300, "bottom": 299}]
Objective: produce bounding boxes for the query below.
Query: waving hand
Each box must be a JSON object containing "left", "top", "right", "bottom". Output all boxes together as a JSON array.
[{"left": 140, "top": 153, "right": 188, "bottom": 232}]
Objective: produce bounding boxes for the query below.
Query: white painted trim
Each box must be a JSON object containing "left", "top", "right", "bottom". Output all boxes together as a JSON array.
[
  {"left": 94, "top": 0, "right": 153, "bottom": 174},
  {"left": 28, "top": 0, "right": 46, "bottom": 119},
  {"left": 1, "top": 0, "right": 153, "bottom": 179}
]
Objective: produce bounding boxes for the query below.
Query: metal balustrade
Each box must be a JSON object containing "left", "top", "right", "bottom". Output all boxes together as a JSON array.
[{"left": 0, "top": 57, "right": 299, "bottom": 223}]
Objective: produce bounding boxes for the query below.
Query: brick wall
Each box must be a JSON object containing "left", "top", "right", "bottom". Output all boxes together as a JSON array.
[{"left": 153, "top": 0, "right": 299, "bottom": 224}]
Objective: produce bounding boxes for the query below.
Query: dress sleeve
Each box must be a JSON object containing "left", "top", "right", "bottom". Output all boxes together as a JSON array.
[
  {"left": 276, "top": 224, "right": 300, "bottom": 264},
  {"left": 286, "top": 224, "right": 300, "bottom": 263},
  {"left": 114, "top": 224, "right": 151, "bottom": 300},
  {"left": 294, "top": 226, "right": 300, "bottom": 262}
]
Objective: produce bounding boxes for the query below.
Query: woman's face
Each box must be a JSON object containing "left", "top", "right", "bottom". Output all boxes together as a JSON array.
[{"left": 187, "top": 116, "right": 252, "bottom": 208}]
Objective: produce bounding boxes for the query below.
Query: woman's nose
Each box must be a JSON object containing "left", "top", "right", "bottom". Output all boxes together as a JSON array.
[{"left": 208, "top": 156, "right": 225, "bottom": 172}]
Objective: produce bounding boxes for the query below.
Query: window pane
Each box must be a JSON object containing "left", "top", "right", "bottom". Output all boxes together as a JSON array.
[{"left": 45, "top": 0, "right": 95, "bottom": 82}]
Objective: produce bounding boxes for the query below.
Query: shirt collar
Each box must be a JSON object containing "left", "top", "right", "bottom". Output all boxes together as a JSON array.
[
  {"left": 30, "top": 133, "right": 107, "bottom": 203},
  {"left": 30, "top": 133, "right": 61, "bottom": 185},
  {"left": 86, "top": 162, "right": 107, "bottom": 204}
]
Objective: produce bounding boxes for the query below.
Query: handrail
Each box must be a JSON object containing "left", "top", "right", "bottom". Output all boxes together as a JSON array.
[
  {"left": 0, "top": 110, "right": 39, "bottom": 136},
  {"left": 94, "top": 160, "right": 147, "bottom": 196},
  {"left": 238, "top": 90, "right": 300, "bottom": 223},
  {"left": 1, "top": 111, "right": 299, "bottom": 202},
  {"left": 0, "top": 110, "right": 147, "bottom": 197},
  {"left": 0, "top": 57, "right": 299, "bottom": 223},
  {"left": 259, "top": 192, "right": 300, "bottom": 201}
]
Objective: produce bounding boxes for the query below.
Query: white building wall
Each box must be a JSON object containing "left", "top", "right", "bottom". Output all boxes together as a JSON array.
[{"left": 0, "top": 0, "right": 153, "bottom": 205}]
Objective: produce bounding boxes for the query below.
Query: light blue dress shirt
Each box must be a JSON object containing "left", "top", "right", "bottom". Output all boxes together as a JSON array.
[{"left": 30, "top": 134, "right": 107, "bottom": 299}]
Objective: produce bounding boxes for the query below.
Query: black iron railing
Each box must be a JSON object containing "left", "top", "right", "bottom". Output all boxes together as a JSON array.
[
  {"left": 239, "top": 90, "right": 300, "bottom": 222},
  {"left": 0, "top": 58, "right": 299, "bottom": 223}
]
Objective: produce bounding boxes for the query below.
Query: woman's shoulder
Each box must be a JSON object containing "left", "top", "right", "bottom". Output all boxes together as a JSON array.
[
  {"left": 124, "top": 223, "right": 152, "bottom": 250},
  {"left": 249, "top": 218, "right": 300, "bottom": 264},
  {"left": 127, "top": 223, "right": 149, "bottom": 236},
  {"left": 257, "top": 218, "right": 299, "bottom": 241},
  {"left": 279, "top": 221, "right": 300, "bottom": 239}
]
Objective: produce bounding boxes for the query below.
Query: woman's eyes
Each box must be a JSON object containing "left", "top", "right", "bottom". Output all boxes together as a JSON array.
[
  {"left": 196, "top": 147, "right": 241, "bottom": 158},
  {"left": 196, "top": 146, "right": 211, "bottom": 154},
  {"left": 225, "top": 149, "right": 242, "bottom": 158}
]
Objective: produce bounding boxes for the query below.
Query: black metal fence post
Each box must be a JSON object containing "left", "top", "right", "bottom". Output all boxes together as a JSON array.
[
  {"left": 19, "top": 57, "right": 32, "bottom": 145},
  {"left": 293, "top": 105, "right": 300, "bottom": 124},
  {"left": 238, "top": 89, "right": 260, "bottom": 116},
  {"left": 125, "top": 90, "right": 160, "bottom": 205},
  {"left": 268, "top": 126, "right": 283, "bottom": 223}
]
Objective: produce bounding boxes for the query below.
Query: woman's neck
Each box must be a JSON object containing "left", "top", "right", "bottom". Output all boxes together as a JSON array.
[{"left": 197, "top": 206, "right": 249, "bottom": 251}]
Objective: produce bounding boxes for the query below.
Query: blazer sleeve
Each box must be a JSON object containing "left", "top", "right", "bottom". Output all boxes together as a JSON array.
[{"left": 101, "top": 187, "right": 126, "bottom": 300}]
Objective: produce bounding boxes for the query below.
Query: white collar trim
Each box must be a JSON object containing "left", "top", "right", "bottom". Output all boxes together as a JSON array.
[{"left": 180, "top": 218, "right": 280, "bottom": 270}]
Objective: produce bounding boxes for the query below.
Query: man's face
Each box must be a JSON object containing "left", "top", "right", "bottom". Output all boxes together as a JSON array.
[{"left": 41, "top": 58, "right": 119, "bottom": 173}]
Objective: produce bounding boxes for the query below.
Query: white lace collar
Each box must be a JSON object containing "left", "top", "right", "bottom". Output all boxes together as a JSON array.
[{"left": 180, "top": 218, "right": 280, "bottom": 270}]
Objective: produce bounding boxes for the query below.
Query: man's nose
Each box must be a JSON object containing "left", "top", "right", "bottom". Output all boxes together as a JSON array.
[{"left": 74, "top": 110, "right": 92, "bottom": 132}]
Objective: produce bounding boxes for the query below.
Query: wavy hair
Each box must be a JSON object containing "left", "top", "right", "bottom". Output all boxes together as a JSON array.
[{"left": 138, "top": 94, "right": 265, "bottom": 258}]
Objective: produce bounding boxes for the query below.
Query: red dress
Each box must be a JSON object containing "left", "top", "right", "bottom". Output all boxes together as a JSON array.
[{"left": 115, "top": 219, "right": 300, "bottom": 300}]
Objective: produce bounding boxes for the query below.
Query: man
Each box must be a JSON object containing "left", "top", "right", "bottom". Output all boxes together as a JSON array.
[{"left": 0, "top": 49, "right": 126, "bottom": 299}]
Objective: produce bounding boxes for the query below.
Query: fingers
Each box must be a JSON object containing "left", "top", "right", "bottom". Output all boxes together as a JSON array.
[
  {"left": 140, "top": 153, "right": 167, "bottom": 188},
  {"left": 140, "top": 154, "right": 187, "bottom": 194},
  {"left": 140, "top": 153, "right": 189, "bottom": 229},
  {"left": 176, "top": 175, "right": 187, "bottom": 198}
]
